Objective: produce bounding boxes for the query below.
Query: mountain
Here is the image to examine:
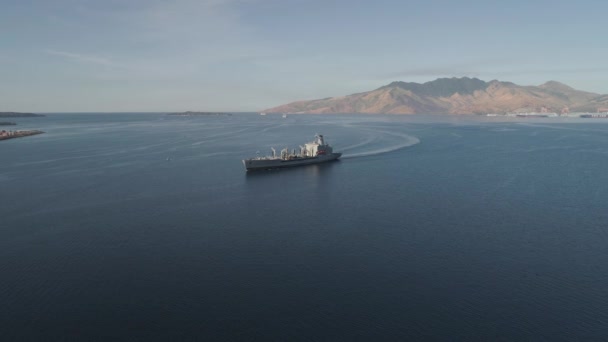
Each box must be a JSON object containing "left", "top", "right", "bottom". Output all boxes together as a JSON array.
[{"left": 263, "top": 77, "right": 608, "bottom": 114}]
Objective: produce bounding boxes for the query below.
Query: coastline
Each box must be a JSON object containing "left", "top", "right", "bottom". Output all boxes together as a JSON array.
[
  {"left": 0, "top": 130, "right": 44, "bottom": 141},
  {"left": 0, "top": 112, "right": 45, "bottom": 118}
]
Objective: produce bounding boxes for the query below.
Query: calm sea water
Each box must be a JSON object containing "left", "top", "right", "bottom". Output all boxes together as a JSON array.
[{"left": 3, "top": 113, "right": 608, "bottom": 340}]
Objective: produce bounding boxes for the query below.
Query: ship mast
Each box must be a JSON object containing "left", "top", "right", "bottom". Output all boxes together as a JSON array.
[{"left": 316, "top": 134, "right": 325, "bottom": 145}]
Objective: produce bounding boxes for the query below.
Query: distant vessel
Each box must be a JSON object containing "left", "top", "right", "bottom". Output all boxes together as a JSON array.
[
  {"left": 167, "top": 111, "right": 231, "bottom": 116},
  {"left": 513, "top": 112, "right": 558, "bottom": 118},
  {"left": 516, "top": 113, "right": 550, "bottom": 118},
  {"left": 259, "top": 112, "right": 267, "bottom": 116},
  {"left": 282, "top": 113, "right": 287, "bottom": 118},
  {"left": 243, "top": 134, "right": 341, "bottom": 171}
]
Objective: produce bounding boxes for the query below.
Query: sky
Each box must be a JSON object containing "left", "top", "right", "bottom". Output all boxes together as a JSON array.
[{"left": 1, "top": 0, "right": 608, "bottom": 112}]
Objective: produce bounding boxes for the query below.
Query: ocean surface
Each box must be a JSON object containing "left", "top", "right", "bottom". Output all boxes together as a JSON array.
[{"left": 3, "top": 113, "right": 608, "bottom": 340}]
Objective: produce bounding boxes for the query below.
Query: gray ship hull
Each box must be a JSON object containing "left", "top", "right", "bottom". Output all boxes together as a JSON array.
[{"left": 243, "top": 153, "right": 341, "bottom": 171}]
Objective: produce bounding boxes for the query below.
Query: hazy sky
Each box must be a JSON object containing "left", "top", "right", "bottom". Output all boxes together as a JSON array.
[{"left": 2, "top": 0, "right": 607, "bottom": 112}]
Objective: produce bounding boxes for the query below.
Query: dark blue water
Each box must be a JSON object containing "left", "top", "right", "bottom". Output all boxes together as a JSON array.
[{"left": 3, "top": 113, "right": 608, "bottom": 340}]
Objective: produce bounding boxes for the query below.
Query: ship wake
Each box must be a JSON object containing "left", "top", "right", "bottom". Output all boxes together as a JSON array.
[{"left": 340, "top": 130, "right": 420, "bottom": 159}]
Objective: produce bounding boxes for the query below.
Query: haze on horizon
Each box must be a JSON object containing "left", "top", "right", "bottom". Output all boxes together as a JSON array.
[{"left": 2, "top": 0, "right": 607, "bottom": 112}]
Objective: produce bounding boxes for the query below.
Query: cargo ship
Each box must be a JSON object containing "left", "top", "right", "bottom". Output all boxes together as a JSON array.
[{"left": 243, "top": 134, "right": 341, "bottom": 171}]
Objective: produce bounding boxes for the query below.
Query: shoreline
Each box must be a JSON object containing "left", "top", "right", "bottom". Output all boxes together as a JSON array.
[{"left": 0, "top": 130, "right": 45, "bottom": 141}]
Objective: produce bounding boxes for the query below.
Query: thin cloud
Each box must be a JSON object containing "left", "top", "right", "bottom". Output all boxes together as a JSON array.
[
  {"left": 377, "top": 66, "right": 608, "bottom": 84},
  {"left": 377, "top": 59, "right": 513, "bottom": 80},
  {"left": 44, "top": 49, "right": 124, "bottom": 68},
  {"left": 491, "top": 67, "right": 608, "bottom": 76},
  {"left": 70, "top": 0, "right": 278, "bottom": 69},
  {"left": 381, "top": 67, "right": 480, "bottom": 79}
]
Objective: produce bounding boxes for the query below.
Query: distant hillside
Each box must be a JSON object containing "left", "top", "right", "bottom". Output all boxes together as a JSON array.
[{"left": 263, "top": 77, "right": 608, "bottom": 114}]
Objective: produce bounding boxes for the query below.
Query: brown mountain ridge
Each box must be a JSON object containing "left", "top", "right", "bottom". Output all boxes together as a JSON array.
[{"left": 263, "top": 77, "right": 608, "bottom": 114}]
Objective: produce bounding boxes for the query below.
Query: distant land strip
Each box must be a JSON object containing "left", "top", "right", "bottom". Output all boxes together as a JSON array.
[
  {"left": 167, "top": 111, "right": 232, "bottom": 116},
  {"left": 0, "top": 130, "right": 44, "bottom": 141},
  {"left": 0, "top": 112, "right": 45, "bottom": 117}
]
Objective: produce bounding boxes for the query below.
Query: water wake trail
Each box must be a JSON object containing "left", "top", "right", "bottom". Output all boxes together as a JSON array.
[
  {"left": 516, "top": 122, "right": 608, "bottom": 133},
  {"left": 190, "top": 126, "right": 261, "bottom": 146},
  {"left": 339, "top": 136, "right": 377, "bottom": 152},
  {"left": 341, "top": 130, "right": 420, "bottom": 159}
]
